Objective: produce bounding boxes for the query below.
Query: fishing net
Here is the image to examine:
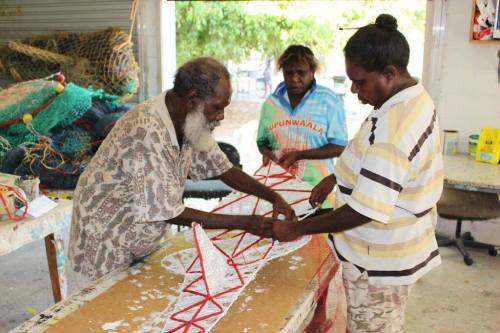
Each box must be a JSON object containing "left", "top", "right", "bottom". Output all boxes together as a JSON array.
[
  {"left": 0, "top": 28, "right": 139, "bottom": 101},
  {"left": 74, "top": 99, "right": 129, "bottom": 139},
  {"left": 0, "top": 76, "right": 93, "bottom": 152},
  {"left": 0, "top": 74, "right": 132, "bottom": 189},
  {"left": 13, "top": 140, "right": 90, "bottom": 190},
  {"left": 51, "top": 127, "right": 93, "bottom": 156}
]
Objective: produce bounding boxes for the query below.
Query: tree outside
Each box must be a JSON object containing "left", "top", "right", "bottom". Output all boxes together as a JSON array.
[
  {"left": 175, "top": 0, "right": 427, "bottom": 173},
  {"left": 175, "top": 1, "right": 426, "bottom": 75}
]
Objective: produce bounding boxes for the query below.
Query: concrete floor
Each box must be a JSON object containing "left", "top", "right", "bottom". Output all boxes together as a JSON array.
[
  {"left": 1, "top": 228, "right": 499, "bottom": 333},
  {"left": 406, "top": 246, "right": 500, "bottom": 333}
]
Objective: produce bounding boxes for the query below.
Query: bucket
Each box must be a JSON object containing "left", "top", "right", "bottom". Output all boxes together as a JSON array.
[{"left": 468, "top": 134, "right": 479, "bottom": 156}]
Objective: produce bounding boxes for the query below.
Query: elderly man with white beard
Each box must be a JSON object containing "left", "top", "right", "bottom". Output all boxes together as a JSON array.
[{"left": 69, "top": 57, "right": 294, "bottom": 281}]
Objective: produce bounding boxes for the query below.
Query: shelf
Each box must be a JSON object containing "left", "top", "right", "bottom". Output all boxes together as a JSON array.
[
  {"left": 469, "top": 39, "right": 500, "bottom": 44},
  {"left": 469, "top": 0, "right": 500, "bottom": 44}
]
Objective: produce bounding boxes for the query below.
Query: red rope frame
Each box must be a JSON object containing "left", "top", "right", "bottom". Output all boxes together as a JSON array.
[{"left": 165, "top": 163, "right": 314, "bottom": 332}]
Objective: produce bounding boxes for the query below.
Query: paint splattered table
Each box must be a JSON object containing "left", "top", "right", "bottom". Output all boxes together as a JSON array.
[
  {"left": 443, "top": 154, "right": 500, "bottom": 193},
  {"left": 0, "top": 199, "right": 72, "bottom": 303},
  {"left": 11, "top": 232, "right": 346, "bottom": 333}
]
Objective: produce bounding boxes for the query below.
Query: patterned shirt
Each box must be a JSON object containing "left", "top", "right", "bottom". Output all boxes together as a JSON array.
[
  {"left": 69, "top": 92, "right": 233, "bottom": 280},
  {"left": 332, "top": 82, "right": 443, "bottom": 285},
  {"left": 256, "top": 80, "right": 348, "bottom": 207}
]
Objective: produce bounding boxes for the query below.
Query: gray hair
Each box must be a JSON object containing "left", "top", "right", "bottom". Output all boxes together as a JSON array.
[{"left": 173, "top": 57, "right": 230, "bottom": 101}]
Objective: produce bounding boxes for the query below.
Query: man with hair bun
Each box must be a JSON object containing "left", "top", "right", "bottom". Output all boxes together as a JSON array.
[
  {"left": 69, "top": 57, "right": 294, "bottom": 282},
  {"left": 273, "top": 15, "right": 443, "bottom": 332}
]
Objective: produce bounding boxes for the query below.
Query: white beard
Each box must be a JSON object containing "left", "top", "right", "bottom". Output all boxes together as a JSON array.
[{"left": 183, "top": 103, "right": 220, "bottom": 152}]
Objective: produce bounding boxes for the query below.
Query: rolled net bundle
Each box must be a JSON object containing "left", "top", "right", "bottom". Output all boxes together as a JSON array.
[
  {"left": 0, "top": 74, "right": 132, "bottom": 189},
  {"left": 0, "top": 28, "right": 139, "bottom": 102}
]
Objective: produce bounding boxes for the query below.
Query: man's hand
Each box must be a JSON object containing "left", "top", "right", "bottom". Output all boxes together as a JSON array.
[
  {"left": 241, "top": 215, "right": 274, "bottom": 238},
  {"left": 278, "top": 150, "right": 301, "bottom": 169},
  {"left": 272, "top": 217, "right": 302, "bottom": 242},
  {"left": 272, "top": 195, "right": 295, "bottom": 220},
  {"left": 310, "top": 174, "right": 336, "bottom": 208}
]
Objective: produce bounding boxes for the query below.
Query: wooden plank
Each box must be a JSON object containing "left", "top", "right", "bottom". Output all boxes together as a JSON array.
[{"left": 13, "top": 234, "right": 344, "bottom": 332}]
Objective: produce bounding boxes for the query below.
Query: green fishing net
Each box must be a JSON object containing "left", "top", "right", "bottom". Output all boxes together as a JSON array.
[
  {"left": 0, "top": 77, "right": 92, "bottom": 150},
  {"left": 0, "top": 74, "right": 131, "bottom": 189}
]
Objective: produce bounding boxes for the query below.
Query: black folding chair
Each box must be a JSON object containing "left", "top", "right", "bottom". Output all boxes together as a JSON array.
[{"left": 183, "top": 141, "right": 242, "bottom": 200}]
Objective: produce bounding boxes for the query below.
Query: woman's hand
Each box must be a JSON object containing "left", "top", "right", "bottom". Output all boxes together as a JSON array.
[
  {"left": 272, "top": 217, "right": 301, "bottom": 242},
  {"left": 261, "top": 149, "right": 278, "bottom": 166},
  {"left": 272, "top": 195, "right": 295, "bottom": 220},
  {"left": 278, "top": 151, "right": 301, "bottom": 169},
  {"left": 310, "top": 174, "right": 336, "bottom": 208}
]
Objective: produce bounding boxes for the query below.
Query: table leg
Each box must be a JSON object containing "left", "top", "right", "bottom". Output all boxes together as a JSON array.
[
  {"left": 44, "top": 232, "right": 67, "bottom": 302},
  {"left": 54, "top": 230, "right": 68, "bottom": 299}
]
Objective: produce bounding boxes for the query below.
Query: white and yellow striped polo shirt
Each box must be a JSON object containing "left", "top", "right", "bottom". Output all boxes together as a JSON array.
[{"left": 332, "top": 82, "right": 443, "bottom": 285}]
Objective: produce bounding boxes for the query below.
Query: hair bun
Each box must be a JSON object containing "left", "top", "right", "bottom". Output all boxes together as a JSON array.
[{"left": 375, "top": 14, "right": 398, "bottom": 31}]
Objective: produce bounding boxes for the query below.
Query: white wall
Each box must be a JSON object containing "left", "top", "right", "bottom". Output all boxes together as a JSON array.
[
  {"left": 424, "top": 0, "right": 500, "bottom": 246},
  {"left": 425, "top": 0, "right": 500, "bottom": 151},
  {"left": 161, "top": 1, "right": 177, "bottom": 91}
]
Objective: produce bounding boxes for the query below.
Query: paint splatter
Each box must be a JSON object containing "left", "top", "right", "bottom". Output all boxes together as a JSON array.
[
  {"left": 128, "top": 305, "right": 144, "bottom": 311},
  {"left": 132, "top": 316, "right": 146, "bottom": 322},
  {"left": 288, "top": 255, "right": 304, "bottom": 270},
  {"left": 140, "top": 289, "right": 166, "bottom": 300},
  {"left": 101, "top": 319, "right": 124, "bottom": 330}
]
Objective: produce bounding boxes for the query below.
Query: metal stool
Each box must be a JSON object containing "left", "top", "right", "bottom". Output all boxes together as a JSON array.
[{"left": 437, "top": 188, "right": 500, "bottom": 265}]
